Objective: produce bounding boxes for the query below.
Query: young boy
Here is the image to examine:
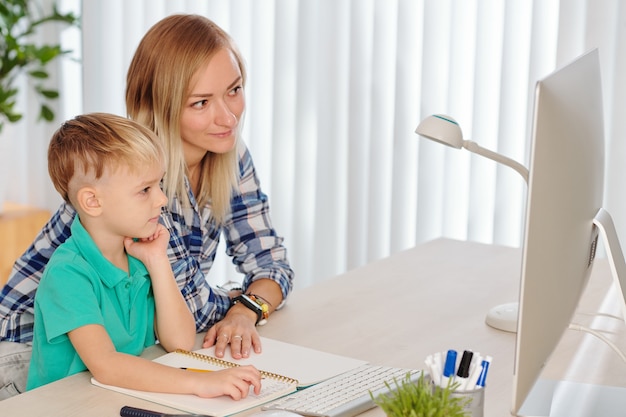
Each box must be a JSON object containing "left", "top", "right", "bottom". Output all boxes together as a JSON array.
[{"left": 26, "top": 113, "right": 261, "bottom": 400}]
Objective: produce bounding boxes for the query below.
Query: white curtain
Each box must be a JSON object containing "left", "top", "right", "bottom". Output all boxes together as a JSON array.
[{"left": 6, "top": 0, "right": 626, "bottom": 289}]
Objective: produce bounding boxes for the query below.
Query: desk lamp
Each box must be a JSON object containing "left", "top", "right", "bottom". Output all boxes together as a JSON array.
[{"left": 415, "top": 114, "right": 528, "bottom": 333}]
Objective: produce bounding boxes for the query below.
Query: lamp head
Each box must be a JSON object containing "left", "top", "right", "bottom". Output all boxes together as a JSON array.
[{"left": 415, "top": 114, "right": 463, "bottom": 149}]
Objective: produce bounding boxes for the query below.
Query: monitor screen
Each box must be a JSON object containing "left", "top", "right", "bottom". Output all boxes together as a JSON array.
[{"left": 511, "top": 49, "right": 605, "bottom": 414}]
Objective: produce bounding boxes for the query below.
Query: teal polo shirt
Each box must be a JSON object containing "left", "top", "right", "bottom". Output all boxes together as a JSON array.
[{"left": 26, "top": 217, "right": 156, "bottom": 390}]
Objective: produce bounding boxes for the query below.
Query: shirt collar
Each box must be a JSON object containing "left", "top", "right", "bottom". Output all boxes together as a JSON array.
[{"left": 70, "top": 216, "right": 149, "bottom": 288}]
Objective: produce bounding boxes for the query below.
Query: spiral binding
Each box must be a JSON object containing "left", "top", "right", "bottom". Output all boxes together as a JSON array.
[{"left": 174, "top": 349, "right": 298, "bottom": 384}]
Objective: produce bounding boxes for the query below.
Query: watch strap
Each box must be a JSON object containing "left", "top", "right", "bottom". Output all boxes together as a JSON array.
[{"left": 232, "top": 294, "right": 263, "bottom": 325}]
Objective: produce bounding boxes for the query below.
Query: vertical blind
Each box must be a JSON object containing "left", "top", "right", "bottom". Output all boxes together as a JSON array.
[{"left": 6, "top": 0, "right": 626, "bottom": 289}]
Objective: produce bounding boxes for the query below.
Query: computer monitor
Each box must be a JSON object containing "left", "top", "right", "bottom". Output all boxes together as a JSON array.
[{"left": 512, "top": 49, "right": 626, "bottom": 415}]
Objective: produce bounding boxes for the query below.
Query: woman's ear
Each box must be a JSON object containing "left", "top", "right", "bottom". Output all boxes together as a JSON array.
[{"left": 76, "top": 187, "right": 102, "bottom": 216}]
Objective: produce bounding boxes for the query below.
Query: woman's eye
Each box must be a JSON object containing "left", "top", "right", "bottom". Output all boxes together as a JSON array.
[{"left": 191, "top": 99, "right": 208, "bottom": 109}]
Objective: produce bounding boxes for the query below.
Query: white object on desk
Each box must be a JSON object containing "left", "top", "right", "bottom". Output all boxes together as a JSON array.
[{"left": 485, "top": 302, "right": 518, "bottom": 334}]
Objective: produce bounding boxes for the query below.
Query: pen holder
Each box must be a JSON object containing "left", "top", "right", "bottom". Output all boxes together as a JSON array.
[
  {"left": 426, "top": 380, "right": 484, "bottom": 417},
  {"left": 449, "top": 386, "right": 484, "bottom": 417},
  {"left": 424, "top": 348, "right": 490, "bottom": 417},
  {"left": 428, "top": 381, "right": 484, "bottom": 417}
]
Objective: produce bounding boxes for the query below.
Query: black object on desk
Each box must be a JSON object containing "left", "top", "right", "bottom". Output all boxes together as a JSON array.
[{"left": 120, "top": 405, "right": 211, "bottom": 417}]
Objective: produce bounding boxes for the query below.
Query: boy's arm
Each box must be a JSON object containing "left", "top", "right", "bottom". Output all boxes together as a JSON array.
[
  {"left": 69, "top": 324, "right": 261, "bottom": 399},
  {"left": 145, "top": 251, "right": 196, "bottom": 352},
  {"left": 124, "top": 224, "right": 195, "bottom": 352}
]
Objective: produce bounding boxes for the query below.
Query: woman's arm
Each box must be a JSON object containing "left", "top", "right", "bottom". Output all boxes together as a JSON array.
[
  {"left": 203, "top": 144, "right": 295, "bottom": 358},
  {"left": 159, "top": 207, "right": 232, "bottom": 331},
  {"left": 225, "top": 145, "right": 295, "bottom": 299},
  {"left": 0, "top": 202, "right": 76, "bottom": 343}
]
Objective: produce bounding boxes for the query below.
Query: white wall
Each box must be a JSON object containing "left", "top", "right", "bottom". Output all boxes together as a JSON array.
[{"left": 5, "top": 0, "right": 626, "bottom": 289}]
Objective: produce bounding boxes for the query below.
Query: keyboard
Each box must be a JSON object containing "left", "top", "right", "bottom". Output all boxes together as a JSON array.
[{"left": 262, "top": 364, "right": 422, "bottom": 417}]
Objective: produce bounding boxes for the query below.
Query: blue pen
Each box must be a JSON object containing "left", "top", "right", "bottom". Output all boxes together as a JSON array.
[
  {"left": 441, "top": 349, "right": 457, "bottom": 387},
  {"left": 476, "top": 357, "right": 491, "bottom": 387}
]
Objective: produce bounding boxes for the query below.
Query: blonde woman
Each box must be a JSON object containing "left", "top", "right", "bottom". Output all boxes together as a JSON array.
[{"left": 0, "top": 14, "right": 293, "bottom": 399}]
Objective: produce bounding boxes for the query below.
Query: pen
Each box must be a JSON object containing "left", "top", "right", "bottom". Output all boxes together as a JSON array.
[
  {"left": 466, "top": 354, "right": 484, "bottom": 390},
  {"left": 476, "top": 356, "right": 492, "bottom": 387},
  {"left": 120, "top": 405, "right": 211, "bottom": 417},
  {"left": 455, "top": 350, "right": 473, "bottom": 390},
  {"left": 441, "top": 349, "right": 457, "bottom": 387},
  {"left": 424, "top": 354, "right": 442, "bottom": 386},
  {"left": 180, "top": 367, "right": 212, "bottom": 373}
]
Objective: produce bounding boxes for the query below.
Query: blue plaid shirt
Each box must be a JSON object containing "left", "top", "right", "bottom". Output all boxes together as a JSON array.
[{"left": 0, "top": 144, "right": 294, "bottom": 343}]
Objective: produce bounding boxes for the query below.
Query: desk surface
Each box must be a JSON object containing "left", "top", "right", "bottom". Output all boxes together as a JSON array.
[{"left": 3, "top": 238, "right": 626, "bottom": 416}]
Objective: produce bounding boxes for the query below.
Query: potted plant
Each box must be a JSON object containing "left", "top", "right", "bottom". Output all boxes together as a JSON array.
[
  {"left": 371, "top": 372, "right": 472, "bottom": 417},
  {"left": 0, "top": 0, "right": 77, "bottom": 211},
  {"left": 0, "top": 0, "right": 78, "bottom": 132}
]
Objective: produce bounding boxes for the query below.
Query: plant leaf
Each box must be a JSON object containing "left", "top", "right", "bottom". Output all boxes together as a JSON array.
[
  {"left": 39, "top": 104, "right": 54, "bottom": 121},
  {"left": 28, "top": 70, "right": 48, "bottom": 79},
  {"left": 0, "top": 0, "right": 78, "bottom": 127},
  {"left": 39, "top": 89, "right": 58, "bottom": 99},
  {"left": 371, "top": 372, "right": 471, "bottom": 417}
]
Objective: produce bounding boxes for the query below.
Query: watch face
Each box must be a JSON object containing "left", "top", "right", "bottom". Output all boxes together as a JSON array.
[
  {"left": 248, "top": 295, "right": 257, "bottom": 304},
  {"left": 239, "top": 295, "right": 259, "bottom": 309}
]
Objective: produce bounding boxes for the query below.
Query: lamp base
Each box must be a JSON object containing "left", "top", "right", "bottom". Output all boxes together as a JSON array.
[{"left": 485, "top": 302, "right": 518, "bottom": 333}]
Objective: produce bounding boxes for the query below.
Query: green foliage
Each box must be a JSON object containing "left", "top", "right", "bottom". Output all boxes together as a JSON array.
[
  {"left": 371, "top": 372, "right": 470, "bottom": 417},
  {"left": 0, "top": 0, "right": 78, "bottom": 132}
]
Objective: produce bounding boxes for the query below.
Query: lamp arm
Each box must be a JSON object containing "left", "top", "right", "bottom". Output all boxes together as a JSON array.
[{"left": 463, "top": 140, "right": 529, "bottom": 183}]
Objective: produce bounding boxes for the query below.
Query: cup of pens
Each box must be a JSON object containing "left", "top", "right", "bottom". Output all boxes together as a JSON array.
[{"left": 425, "top": 349, "right": 491, "bottom": 417}]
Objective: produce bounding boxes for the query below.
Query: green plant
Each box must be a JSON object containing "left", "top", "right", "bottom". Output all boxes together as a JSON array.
[
  {"left": 0, "top": 0, "right": 78, "bottom": 132},
  {"left": 371, "top": 372, "right": 470, "bottom": 417}
]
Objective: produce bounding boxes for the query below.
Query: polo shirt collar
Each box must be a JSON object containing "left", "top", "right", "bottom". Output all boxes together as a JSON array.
[{"left": 70, "top": 216, "right": 149, "bottom": 288}]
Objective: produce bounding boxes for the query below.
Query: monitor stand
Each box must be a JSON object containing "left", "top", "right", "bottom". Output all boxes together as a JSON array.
[
  {"left": 515, "top": 208, "right": 626, "bottom": 417},
  {"left": 487, "top": 208, "right": 626, "bottom": 334},
  {"left": 592, "top": 208, "right": 626, "bottom": 322},
  {"left": 517, "top": 379, "right": 626, "bottom": 417}
]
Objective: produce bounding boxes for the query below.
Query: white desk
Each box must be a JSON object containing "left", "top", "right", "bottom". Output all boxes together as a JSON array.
[{"left": 3, "top": 238, "right": 626, "bottom": 416}]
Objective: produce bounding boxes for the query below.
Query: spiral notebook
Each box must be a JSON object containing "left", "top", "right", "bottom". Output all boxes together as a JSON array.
[{"left": 91, "top": 337, "right": 367, "bottom": 416}]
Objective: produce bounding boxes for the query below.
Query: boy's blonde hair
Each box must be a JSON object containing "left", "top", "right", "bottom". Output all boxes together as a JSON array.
[
  {"left": 126, "top": 14, "right": 244, "bottom": 224},
  {"left": 48, "top": 113, "right": 166, "bottom": 205}
]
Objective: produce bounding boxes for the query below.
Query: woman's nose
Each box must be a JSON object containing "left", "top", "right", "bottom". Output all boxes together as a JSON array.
[{"left": 214, "top": 100, "right": 237, "bottom": 127}]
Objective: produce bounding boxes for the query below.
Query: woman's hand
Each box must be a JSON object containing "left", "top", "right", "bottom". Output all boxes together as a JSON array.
[
  {"left": 204, "top": 280, "right": 283, "bottom": 359},
  {"left": 202, "top": 303, "right": 262, "bottom": 359}
]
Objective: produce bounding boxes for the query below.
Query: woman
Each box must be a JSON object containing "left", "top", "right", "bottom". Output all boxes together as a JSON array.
[{"left": 0, "top": 14, "right": 294, "bottom": 399}]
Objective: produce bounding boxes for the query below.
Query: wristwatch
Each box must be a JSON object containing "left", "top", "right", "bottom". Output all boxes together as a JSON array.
[{"left": 232, "top": 294, "right": 263, "bottom": 325}]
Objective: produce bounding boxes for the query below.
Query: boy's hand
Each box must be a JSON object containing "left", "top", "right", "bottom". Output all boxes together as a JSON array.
[
  {"left": 194, "top": 365, "right": 262, "bottom": 399},
  {"left": 124, "top": 223, "right": 170, "bottom": 268}
]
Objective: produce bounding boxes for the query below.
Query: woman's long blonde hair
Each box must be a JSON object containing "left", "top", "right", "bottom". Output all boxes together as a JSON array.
[{"left": 126, "top": 14, "right": 246, "bottom": 224}]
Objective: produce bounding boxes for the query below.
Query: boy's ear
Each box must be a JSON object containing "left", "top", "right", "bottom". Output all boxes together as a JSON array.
[{"left": 76, "top": 187, "right": 102, "bottom": 216}]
